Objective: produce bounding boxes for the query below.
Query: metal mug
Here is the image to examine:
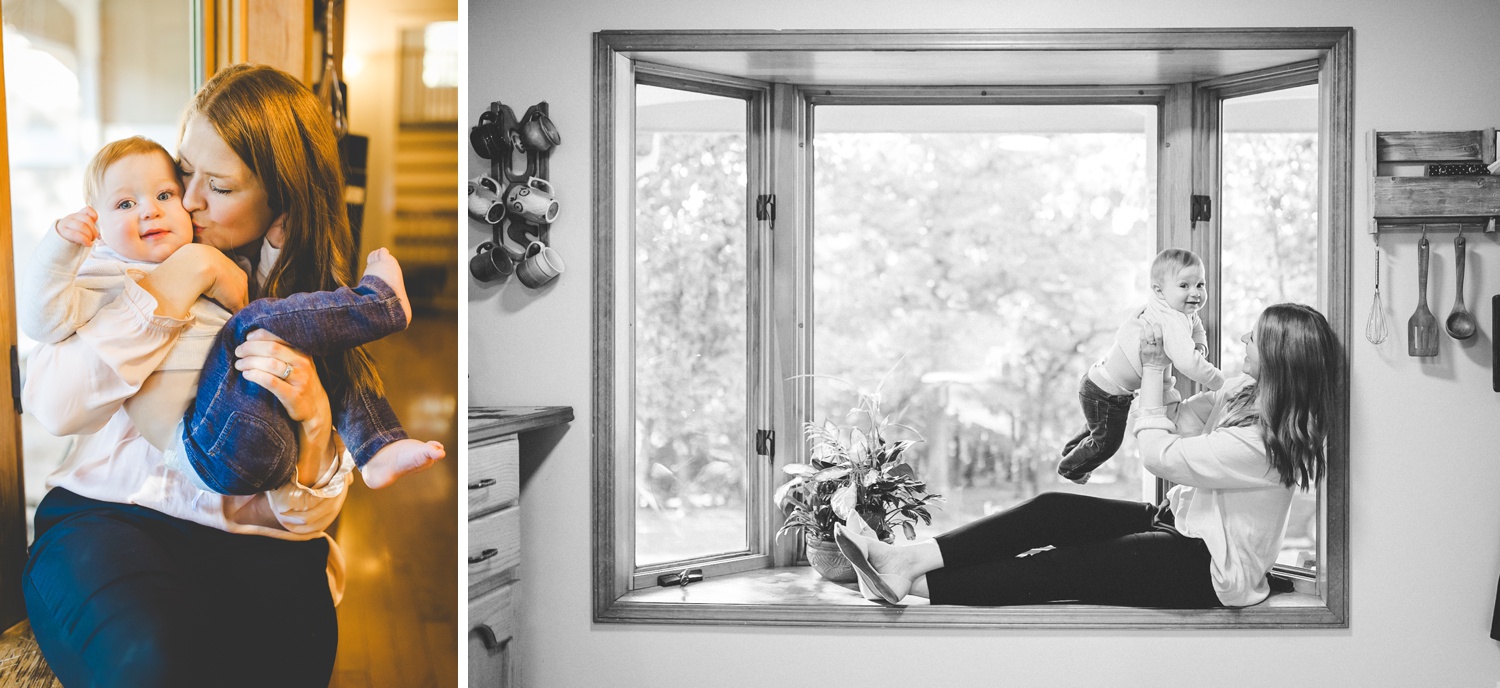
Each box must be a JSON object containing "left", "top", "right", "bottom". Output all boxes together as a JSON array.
[
  {"left": 467, "top": 175, "right": 506, "bottom": 224},
  {"left": 470, "top": 241, "right": 515, "bottom": 283},
  {"left": 511, "top": 111, "right": 562, "bottom": 153},
  {"left": 505, "top": 177, "right": 560, "bottom": 225},
  {"left": 516, "top": 240, "right": 565, "bottom": 288},
  {"left": 469, "top": 110, "right": 508, "bottom": 159}
]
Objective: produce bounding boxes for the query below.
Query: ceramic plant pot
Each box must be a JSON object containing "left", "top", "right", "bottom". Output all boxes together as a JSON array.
[{"left": 805, "top": 533, "right": 857, "bottom": 583}]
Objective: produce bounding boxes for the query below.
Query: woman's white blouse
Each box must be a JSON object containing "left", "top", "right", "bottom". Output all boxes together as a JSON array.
[
  {"left": 1133, "top": 374, "right": 1295, "bottom": 607},
  {"left": 22, "top": 241, "right": 352, "bottom": 603}
]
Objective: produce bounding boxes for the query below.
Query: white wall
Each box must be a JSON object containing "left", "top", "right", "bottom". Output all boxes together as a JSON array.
[{"left": 469, "top": 0, "right": 1500, "bottom": 685}]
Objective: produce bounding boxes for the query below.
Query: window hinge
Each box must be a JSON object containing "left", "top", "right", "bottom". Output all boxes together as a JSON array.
[
  {"left": 1190, "top": 194, "right": 1212, "bottom": 227},
  {"left": 755, "top": 194, "right": 776, "bottom": 231},
  {"left": 756, "top": 429, "right": 775, "bottom": 457},
  {"left": 9, "top": 345, "right": 20, "bottom": 414}
]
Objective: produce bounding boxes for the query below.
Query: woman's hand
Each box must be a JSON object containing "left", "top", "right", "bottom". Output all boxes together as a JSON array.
[
  {"left": 1138, "top": 318, "right": 1169, "bottom": 368},
  {"left": 235, "top": 329, "right": 336, "bottom": 486},
  {"left": 137, "top": 244, "right": 249, "bottom": 318}
]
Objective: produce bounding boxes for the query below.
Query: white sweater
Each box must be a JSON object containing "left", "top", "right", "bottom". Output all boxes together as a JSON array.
[
  {"left": 18, "top": 228, "right": 229, "bottom": 371},
  {"left": 1133, "top": 374, "right": 1294, "bottom": 607},
  {"left": 1090, "top": 297, "right": 1225, "bottom": 396}
]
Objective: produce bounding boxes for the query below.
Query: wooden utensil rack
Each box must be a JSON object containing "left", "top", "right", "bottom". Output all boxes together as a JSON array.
[{"left": 1368, "top": 128, "right": 1498, "bottom": 234}]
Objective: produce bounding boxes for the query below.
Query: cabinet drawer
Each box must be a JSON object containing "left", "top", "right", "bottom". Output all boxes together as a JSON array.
[
  {"left": 469, "top": 581, "right": 518, "bottom": 688},
  {"left": 469, "top": 505, "right": 520, "bottom": 591},
  {"left": 469, "top": 435, "right": 520, "bottom": 516}
]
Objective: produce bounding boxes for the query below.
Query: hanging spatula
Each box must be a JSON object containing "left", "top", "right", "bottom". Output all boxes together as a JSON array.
[{"left": 1408, "top": 233, "right": 1439, "bottom": 357}]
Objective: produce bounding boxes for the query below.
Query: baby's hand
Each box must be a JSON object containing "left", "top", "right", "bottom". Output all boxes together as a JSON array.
[
  {"left": 53, "top": 207, "right": 99, "bottom": 246},
  {"left": 163, "top": 244, "right": 249, "bottom": 312}
]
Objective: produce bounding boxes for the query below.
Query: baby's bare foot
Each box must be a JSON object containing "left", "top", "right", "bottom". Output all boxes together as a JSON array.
[
  {"left": 361, "top": 439, "right": 444, "bottom": 489},
  {"left": 363, "top": 247, "right": 412, "bottom": 326}
]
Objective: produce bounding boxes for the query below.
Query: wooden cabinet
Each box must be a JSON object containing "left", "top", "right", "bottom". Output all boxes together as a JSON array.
[{"left": 468, "top": 406, "right": 572, "bottom": 688}]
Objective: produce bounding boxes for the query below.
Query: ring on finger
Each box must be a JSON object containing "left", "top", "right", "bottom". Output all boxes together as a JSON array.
[{"left": 277, "top": 361, "right": 294, "bottom": 381}]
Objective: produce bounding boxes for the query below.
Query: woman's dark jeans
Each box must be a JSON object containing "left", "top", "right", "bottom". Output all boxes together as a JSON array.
[
  {"left": 182, "top": 275, "right": 409, "bottom": 495},
  {"left": 23, "top": 488, "right": 337, "bottom": 688},
  {"left": 927, "top": 492, "right": 1222, "bottom": 608},
  {"left": 1056, "top": 375, "right": 1136, "bottom": 482}
]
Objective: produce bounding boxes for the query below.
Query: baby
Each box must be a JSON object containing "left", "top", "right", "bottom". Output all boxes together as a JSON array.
[
  {"left": 1056, "top": 248, "right": 1225, "bottom": 484},
  {"left": 20, "top": 135, "right": 442, "bottom": 492}
]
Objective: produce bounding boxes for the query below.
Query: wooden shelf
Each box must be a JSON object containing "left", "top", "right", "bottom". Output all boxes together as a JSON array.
[{"left": 1368, "top": 129, "right": 1498, "bottom": 233}]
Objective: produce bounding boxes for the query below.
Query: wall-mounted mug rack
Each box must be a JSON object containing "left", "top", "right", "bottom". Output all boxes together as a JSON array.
[{"left": 470, "top": 99, "right": 563, "bottom": 288}]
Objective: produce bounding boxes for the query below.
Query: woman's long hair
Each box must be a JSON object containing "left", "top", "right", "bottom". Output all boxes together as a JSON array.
[
  {"left": 181, "top": 63, "right": 382, "bottom": 402},
  {"left": 1218, "top": 303, "right": 1340, "bottom": 489}
]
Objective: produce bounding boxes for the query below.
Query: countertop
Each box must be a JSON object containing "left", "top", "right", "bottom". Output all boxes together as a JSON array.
[{"left": 469, "top": 406, "right": 574, "bottom": 445}]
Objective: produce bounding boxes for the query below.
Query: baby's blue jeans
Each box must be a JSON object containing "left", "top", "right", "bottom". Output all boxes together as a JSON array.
[{"left": 181, "top": 275, "right": 409, "bottom": 495}]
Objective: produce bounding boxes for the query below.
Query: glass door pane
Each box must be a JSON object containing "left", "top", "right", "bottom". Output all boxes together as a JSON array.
[
  {"left": 5, "top": 1, "right": 194, "bottom": 538},
  {"left": 633, "top": 84, "right": 750, "bottom": 566},
  {"left": 1219, "top": 82, "right": 1320, "bottom": 571},
  {"left": 812, "top": 103, "right": 1157, "bottom": 541}
]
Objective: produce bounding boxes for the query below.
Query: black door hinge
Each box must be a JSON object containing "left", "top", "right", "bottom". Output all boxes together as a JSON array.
[
  {"left": 10, "top": 345, "right": 20, "bottom": 414},
  {"left": 755, "top": 429, "right": 775, "bottom": 457},
  {"left": 1190, "top": 194, "right": 1212, "bottom": 227},
  {"left": 755, "top": 194, "right": 776, "bottom": 231}
]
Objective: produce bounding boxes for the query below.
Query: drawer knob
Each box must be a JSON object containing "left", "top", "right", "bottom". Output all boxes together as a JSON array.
[
  {"left": 468, "top": 478, "right": 497, "bottom": 490},
  {"left": 469, "top": 548, "right": 500, "bottom": 564}
]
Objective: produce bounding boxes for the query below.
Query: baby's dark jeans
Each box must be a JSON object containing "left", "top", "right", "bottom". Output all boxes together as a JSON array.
[
  {"left": 1056, "top": 374, "right": 1135, "bottom": 482},
  {"left": 181, "top": 275, "right": 410, "bottom": 495}
]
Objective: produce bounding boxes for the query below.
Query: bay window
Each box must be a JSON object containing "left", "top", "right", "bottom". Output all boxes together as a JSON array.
[{"left": 593, "top": 28, "right": 1352, "bottom": 628}]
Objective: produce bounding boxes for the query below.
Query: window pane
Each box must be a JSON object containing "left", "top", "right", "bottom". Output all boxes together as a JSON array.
[
  {"left": 634, "top": 84, "right": 749, "bottom": 566},
  {"left": 1220, "top": 83, "right": 1320, "bottom": 571},
  {"left": 813, "top": 104, "right": 1156, "bottom": 541}
]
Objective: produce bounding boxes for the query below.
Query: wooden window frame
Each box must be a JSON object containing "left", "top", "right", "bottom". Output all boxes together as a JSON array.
[
  {"left": 617, "top": 64, "right": 778, "bottom": 590},
  {"left": 592, "top": 28, "right": 1353, "bottom": 629}
]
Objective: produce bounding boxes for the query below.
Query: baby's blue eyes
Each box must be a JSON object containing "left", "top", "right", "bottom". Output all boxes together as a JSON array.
[
  {"left": 117, "top": 200, "right": 133, "bottom": 210},
  {"left": 157, "top": 191, "right": 174, "bottom": 201}
]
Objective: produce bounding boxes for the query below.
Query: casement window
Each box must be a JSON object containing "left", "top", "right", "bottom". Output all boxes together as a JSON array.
[{"left": 594, "top": 29, "right": 1352, "bottom": 628}]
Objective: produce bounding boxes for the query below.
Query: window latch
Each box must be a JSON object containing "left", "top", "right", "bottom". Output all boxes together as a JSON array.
[
  {"left": 756, "top": 429, "right": 775, "bottom": 458},
  {"left": 657, "top": 567, "right": 704, "bottom": 587},
  {"left": 1190, "top": 194, "right": 1212, "bottom": 227},
  {"left": 755, "top": 194, "right": 776, "bottom": 231}
]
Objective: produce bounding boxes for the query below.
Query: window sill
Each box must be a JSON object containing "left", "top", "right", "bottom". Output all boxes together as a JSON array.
[{"left": 600, "top": 566, "right": 1341, "bottom": 628}]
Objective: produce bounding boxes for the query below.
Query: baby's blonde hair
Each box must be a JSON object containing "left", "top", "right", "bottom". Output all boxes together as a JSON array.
[
  {"left": 1150, "top": 248, "right": 1204, "bottom": 287},
  {"left": 83, "top": 136, "right": 177, "bottom": 205}
]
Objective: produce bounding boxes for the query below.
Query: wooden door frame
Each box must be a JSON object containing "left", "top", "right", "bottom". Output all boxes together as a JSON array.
[{"left": 0, "top": 9, "right": 30, "bottom": 630}]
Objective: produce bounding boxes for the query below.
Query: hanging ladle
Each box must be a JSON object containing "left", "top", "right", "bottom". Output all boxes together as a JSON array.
[{"left": 1446, "top": 228, "right": 1478, "bottom": 340}]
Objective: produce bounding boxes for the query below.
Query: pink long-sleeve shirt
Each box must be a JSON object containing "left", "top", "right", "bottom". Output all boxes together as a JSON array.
[
  {"left": 22, "top": 246, "right": 352, "bottom": 603},
  {"left": 1133, "top": 373, "right": 1294, "bottom": 607}
]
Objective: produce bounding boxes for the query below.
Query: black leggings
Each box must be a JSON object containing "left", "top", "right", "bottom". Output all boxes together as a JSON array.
[{"left": 927, "top": 492, "right": 1222, "bottom": 608}]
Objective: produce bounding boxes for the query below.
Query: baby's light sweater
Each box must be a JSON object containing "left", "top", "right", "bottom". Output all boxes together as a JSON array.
[
  {"left": 1089, "top": 296, "right": 1225, "bottom": 395},
  {"left": 19, "top": 228, "right": 228, "bottom": 371}
]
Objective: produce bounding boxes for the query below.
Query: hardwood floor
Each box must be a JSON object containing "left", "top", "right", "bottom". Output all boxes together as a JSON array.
[{"left": 331, "top": 309, "right": 459, "bottom": 688}]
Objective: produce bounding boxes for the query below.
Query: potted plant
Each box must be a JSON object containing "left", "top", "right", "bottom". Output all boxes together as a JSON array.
[{"left": 773, "top": 388, "right": 942, "bottom": 582}]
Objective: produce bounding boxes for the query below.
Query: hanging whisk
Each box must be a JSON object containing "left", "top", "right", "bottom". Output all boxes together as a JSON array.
[
  {"left": 317, "top": 0, "right": 348, "bottom": 139},
  {"left": 1366, "top": 240, "right": 1390, "bottom": 344}
]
